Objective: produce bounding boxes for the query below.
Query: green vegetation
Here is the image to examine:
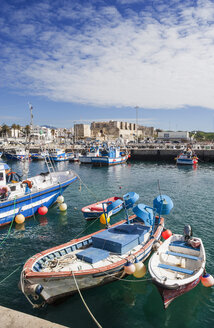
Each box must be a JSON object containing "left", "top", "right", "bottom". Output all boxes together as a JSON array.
[{"left": 190, "top": 131, "right": 214, "bottom": 142}]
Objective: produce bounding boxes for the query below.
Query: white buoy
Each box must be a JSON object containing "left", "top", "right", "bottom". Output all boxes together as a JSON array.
[
  {"left": 57, "top": 195, "right": 64, "bottom": 204},
  {"left": 59, "top": 203, "right": 67, "bottom": 211}
]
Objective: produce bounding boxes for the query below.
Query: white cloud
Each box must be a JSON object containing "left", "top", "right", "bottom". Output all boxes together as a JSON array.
[{"left": 1, "top": 0, "right": 214, "bottom": 110}]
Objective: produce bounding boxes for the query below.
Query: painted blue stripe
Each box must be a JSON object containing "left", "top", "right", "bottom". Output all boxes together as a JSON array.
[{"left": 0, "top": 176, "right": 77, "bottom": 209}]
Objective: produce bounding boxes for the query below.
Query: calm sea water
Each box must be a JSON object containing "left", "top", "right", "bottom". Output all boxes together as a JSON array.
[{"left": 0, "top": 160, "right": 213, "bottom": 328}]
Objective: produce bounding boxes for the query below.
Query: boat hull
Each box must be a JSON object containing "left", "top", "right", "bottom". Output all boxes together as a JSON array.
[
  {"left": 0, "top": 175, "right": 77, "bottom": 227},
  {"left": 154, "top": 276, "right": 201, "bottom": 309},
  {"left": 4, "top": 153, "right": 28, "bottom": 161},
  {"left": 22, "top": 217, "right": 164, "bottom": 304},
  {"left": 82, "top": 197, "right": 123, "bottom": 220},
  {"left": 91, "top": 155, "right": 128, "bottom": 166}
]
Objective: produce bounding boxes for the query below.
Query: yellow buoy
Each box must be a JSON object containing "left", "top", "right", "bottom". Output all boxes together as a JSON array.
[
  {"left": 15, "top": 214, "right": 25, "bottom": 224},
  {"left": 100, "top": 213, "right": 110, "bottom": 224},
  {"left": 133, "top": 262, "right": 147, "bottom": 278},
  {"left": 59, "top": 203, "right": 67, "bottom": 211},
  {"left": 57, "top": 195, "right": 64, "bottom": 204}
]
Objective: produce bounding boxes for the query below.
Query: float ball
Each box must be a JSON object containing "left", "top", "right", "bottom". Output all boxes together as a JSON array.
[
  {"left": 133, "top": 263, "right": 147, "bottom": 278},
  {"left": 162, "top": 229, "right": 172, "bottom": 240},
  {"left": 57, "top": 195, "right": 64, "bottom": 204},
  {"left": 124, "top": 261, "right": 136, "bottom": 274},
  {"left": 38, "top": 206, "right": 48, "bottom": 215},
  {"left": 15, "top": 214, "right": 25, "bottom": 224},
  {"left": 59, "top": 203, "right": 67, "bottom": 211},
  {"left": 100, "top": 213, "right": 110, "bottom": 224},
  {"left": 201, "top": 273, "right": 214, "bottom": 287}
]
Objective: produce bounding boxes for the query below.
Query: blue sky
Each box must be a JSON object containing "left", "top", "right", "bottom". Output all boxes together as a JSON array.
[{"left": 1, "top": 0, "right": 214, "bottom": 131}]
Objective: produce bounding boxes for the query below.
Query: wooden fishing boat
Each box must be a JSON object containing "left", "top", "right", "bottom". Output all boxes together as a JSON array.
[
  {"left": 20, "top": 193, "right": 173, "bottom": 305},
  {"left": 148, "top": 226, "right": 206, "bottom": 309},
  {"left": 176, "top": 150, "right": 198, "bottom": 165},
  {"left": 81, "top": 196, "right": 123, "bottom": 220}
]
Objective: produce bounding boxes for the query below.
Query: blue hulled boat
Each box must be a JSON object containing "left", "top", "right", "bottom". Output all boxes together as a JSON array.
[
  {"left": 4, "top": 148, "right": 29, "bottom": 161},
  {"left": 0, "top": 162, "right": 77, "bottom": 227},
  {"left": 91, "top": 146, "right": 129, "bottom": 166},
  {"left": 49, "top": 149, "right": 73, "bottom": 162}
]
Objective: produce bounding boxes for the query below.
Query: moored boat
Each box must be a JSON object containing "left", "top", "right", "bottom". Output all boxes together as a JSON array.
[
  {"left": 79, "top": 147, "right": 100, "bottom": 164},
  {"left": 176, "top": 149, "right": 198, "bottom": 165},
  {"left": 49, "top": 149, "right": 73, "bottom": 162},
  {"left": 0, "top": 162, "right": 78, "bottom": 227},
  {"left": 81, "top": 196, "right": 123, "bottom": 220},
  {"left": 20, "top": 192, "right": 173, "bottom": 305},
  {"left": 4, "top": 148, "right": 30, "bottom": 161},
  {"left": 148, "top": 225, "right": 206, "bottom": 309},
  {"left": 91, "top": 146, "right": 129, "bottom": 166},
  {"left": 30, "top": 150, "right": 49, "bottom": 160}
]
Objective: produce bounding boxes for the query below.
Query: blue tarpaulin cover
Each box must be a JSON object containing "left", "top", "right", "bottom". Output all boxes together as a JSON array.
[{"left": 76, "top": 247, "right": 109, "bottom": 264}]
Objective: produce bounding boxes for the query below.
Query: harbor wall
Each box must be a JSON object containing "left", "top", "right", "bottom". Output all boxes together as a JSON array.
[
  {"left": 0, "top": 305, "right": 68, "bottom": 328},
  {"left": 130, "top": 149, "right": 214, "bottom": 162}
]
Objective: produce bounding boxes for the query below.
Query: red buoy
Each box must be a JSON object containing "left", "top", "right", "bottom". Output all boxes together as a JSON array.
[
  {"left": 162, "top": 229, "right": 172, "bottom": 240},
  {"left": 38, "top": 206, "right": 48, "bottom": 216}
]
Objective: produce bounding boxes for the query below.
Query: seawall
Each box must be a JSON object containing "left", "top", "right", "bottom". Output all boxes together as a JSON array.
[{"left": 130, "top": 149, "right": 214, "bottom": 162}]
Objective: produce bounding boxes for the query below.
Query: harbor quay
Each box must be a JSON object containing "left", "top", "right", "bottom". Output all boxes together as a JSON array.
[
  {"left": 1, "top": 143, "right": 214, "bottom": 162},
  {"left": 130, "top": 148, "right": 214, "bottom": 162},
  {"left": 0, "top": 306, "right": 68, "bottom": 328}
]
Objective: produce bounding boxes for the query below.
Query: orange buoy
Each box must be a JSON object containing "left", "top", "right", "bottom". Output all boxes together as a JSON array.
[
  {"left": 124, "top": 261, "right": 136, "bottom": 274},
  {"left": 162, "top": 229, "right": 172, "bottom": 240},
  {"left": 201, "top": 273, "right": 214, "bottom": 287}
]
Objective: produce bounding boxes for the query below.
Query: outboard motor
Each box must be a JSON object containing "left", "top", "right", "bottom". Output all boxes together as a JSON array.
[{"left": 184, "top": 225, "right": 193, "bottom": 242}]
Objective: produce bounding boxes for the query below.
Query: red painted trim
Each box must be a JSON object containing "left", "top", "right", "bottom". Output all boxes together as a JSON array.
[{"left": 24, "top": 216, "right": 164, "bottom": 279}]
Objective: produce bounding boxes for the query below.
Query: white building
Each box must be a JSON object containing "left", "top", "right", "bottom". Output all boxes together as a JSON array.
[{"left": 157, "top": 131, "right": 190, "bottom": 142}]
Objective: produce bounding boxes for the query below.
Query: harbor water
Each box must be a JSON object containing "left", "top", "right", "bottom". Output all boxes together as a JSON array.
[{"left": 0, "top": 160, "right": 213, "bottom": 328}]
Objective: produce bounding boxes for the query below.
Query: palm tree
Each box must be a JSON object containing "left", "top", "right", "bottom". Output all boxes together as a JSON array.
[
  {"left": 25, "top": 125, "right": 31, "bottom": 137},
  {"left": 1, "top": 124, "right": 10, "bottom": 137}
]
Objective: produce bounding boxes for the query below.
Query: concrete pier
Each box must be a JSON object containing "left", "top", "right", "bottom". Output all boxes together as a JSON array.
[
  {"left": 130, "top": 149, "right": 214, "bottom": 162},
  {"left": 0, "top": 306, "right": 68, "bottom": 328}
]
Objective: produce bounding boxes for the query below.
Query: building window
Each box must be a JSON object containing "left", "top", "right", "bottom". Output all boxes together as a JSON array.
[{"left": 164, "top": 133, "right": 169, "bottom": 138}]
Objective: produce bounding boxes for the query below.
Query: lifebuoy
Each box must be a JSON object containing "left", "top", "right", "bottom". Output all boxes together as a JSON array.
[{"left": 22, "top": 180, "right": 33, "bottom": 189}]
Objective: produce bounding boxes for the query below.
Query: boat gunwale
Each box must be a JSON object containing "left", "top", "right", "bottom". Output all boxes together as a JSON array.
[
  {"left": 0, "top": 172, "right": 78, "bottom": 209},
  {"left": 81, "top": 196, "right": 123, "bottom": 213},
  {"left": 24, "top": 216, "right": 164, "bottom": 278}
]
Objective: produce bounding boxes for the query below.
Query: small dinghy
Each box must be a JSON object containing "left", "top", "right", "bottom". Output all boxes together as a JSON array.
[
  {"left": 81, "top": 196, "right": 123, "bottom": 220},
  {"left": 20, "top": 192, "right": 173, "bottom": 305},
  {"left": 148, "top": 225, "right": 206, "bottom": 309}
]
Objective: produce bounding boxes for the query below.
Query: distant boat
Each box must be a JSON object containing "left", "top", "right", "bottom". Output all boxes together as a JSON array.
[
  {"left": 20, "top": 192, "right": 172, "bottom": 305},
  {"left": 176, "top": 150, "right": 198, "bottom": 165},
  {"left": 79, "top": 147, "right": 100, "bottom": 164},
  {"left": 49, "top": 149, "right": 73, "bottom": 162},
  {"left": 81, "top": 196, "right": 123, "bottom": 220},
  {"left": 91, "top": 146, "right": 129, "bottom": 166},
  {"left": 69, "top": 152, "right": 81, "bottom": 162},
  {"left": 4, "top": 148, "right": 29, "bottom": 161},
  {"left": 148, "top": 225, "right": 205, "bottom": 309},
  {"left": 30, "top": 151, "right": 49, "bottom": 160}
]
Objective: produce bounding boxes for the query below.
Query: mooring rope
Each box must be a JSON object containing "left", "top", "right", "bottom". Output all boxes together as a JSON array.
[
  {"left": 0, "top": 196, "right": 17, "bottom": 246},
  {"left": 72, "top": 272, "right": 102, "bottom": 328},
  {"left": 0, "top": 265, "right": 21, "bottom": 285}
]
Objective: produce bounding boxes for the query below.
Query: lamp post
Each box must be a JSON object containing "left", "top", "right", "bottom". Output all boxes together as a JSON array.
[{"left": 135, "top": 106, "right": 139, "bottom": 143}]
